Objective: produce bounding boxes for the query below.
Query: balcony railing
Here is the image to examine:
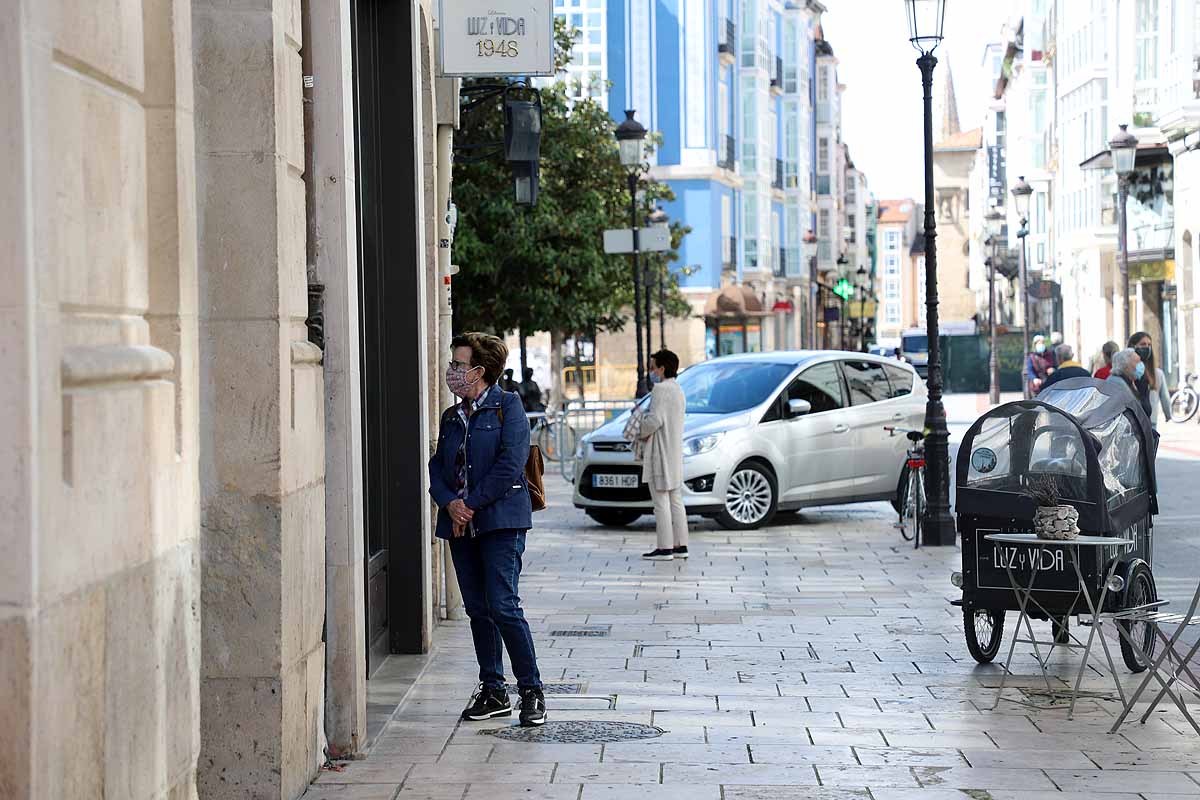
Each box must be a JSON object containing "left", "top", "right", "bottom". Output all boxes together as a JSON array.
[
  {"left": 718, "top": 19, "right": 736, "bottom": 58},
  {"left": 718, "top": 134, "right": 736, "bottom": 171},
  {"left": 773, "top": 159, "right": 784, "bottom": 190}
]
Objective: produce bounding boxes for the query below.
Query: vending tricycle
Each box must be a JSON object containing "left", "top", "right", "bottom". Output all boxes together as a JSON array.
[{"left": 953, "top": 377, "right": 1160, "bottom": 671}]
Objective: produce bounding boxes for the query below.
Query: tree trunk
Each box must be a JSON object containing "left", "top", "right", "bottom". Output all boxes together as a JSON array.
[
  {"left": 548, "top": 329, "right": 564, "bottom": 412},
  {"left": 574, "top": 335, "right": 586, "bottom": 400},
  {"left": 519, "top": 328, "right": 529, "bottom": 378}
]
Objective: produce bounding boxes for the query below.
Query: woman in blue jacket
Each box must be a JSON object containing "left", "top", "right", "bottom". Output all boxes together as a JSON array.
[{"left": 428, "top": 332, "right": 545, "bottom": 726}]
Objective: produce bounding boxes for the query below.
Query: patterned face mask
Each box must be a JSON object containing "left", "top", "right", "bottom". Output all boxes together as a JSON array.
[{"left": 445, "top": 364, "right": 481, "bottom": 398}]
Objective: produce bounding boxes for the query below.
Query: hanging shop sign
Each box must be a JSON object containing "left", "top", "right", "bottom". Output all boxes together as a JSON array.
[{"left": 438, "top": 1, "right": 555, "bottom": 77}]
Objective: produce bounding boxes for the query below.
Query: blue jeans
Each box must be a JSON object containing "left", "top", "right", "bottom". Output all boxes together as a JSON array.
[{"left": 449, "top": 529, "right": 542, "bottom": 690}]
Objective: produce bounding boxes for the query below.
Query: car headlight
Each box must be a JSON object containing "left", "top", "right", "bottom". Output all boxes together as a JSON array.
[
  {"left": 683, "top": 432, "right": 724, "bottom": 457},
  {"left": 575, "top": 436, "right": 588, "bottom": 459}
]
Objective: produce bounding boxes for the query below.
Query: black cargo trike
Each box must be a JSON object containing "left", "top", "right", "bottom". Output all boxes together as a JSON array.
[{"left": 953, "top": 378, "right": 1160, "bottom": 672}]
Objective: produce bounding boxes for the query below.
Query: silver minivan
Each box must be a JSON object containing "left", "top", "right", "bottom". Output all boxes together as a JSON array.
[{"left": 572, "top": 351, "right": 927, "bottom": 529}]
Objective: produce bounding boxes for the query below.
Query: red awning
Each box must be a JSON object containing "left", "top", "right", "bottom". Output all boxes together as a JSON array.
[{"left": 772, "top": 300, "right": 794, "bottom": 312}]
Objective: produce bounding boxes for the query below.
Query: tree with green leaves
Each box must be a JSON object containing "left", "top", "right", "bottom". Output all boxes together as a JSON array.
[{"left": 451, "top": 19, "right": 691, "bottom": 402}]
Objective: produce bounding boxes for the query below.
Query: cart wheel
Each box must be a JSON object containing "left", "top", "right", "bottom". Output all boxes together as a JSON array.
[
  {"left": 1119, "top": 562, "right": 1157, "bottom": 673},
  {"left": 1052, "top": 616, "right": 1070, "bottom": 644},
  {"left": 964, "top": 607, "right": 1006, "bottom": 664}
]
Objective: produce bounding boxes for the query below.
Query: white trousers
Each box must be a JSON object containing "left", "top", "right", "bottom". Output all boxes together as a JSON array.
[{"left": 651, "top": 488, "right": 689, "bottom": 550}]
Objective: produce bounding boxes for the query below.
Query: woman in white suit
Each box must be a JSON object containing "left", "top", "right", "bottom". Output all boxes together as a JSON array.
[{"left": 639, "top": 349, "right": 689, "bottom": 561}]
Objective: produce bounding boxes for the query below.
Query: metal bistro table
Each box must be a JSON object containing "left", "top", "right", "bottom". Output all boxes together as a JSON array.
[{"left": 986, "top": 533, "right": 1135, "bottom": 718}]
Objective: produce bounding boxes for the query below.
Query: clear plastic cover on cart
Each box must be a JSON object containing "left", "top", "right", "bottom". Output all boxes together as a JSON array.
[{"left": 961, "top": 379, "right": 1157, "bottom": 516}]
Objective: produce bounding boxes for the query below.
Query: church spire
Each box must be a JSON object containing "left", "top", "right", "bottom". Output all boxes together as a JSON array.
[{"left": 936, "top": 56, "right": 961, "bottom": 142}]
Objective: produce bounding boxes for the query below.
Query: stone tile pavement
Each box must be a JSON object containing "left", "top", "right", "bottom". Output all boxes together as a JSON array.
[{"left": 305, "top": 473, "right": 1200, "bottom": 800}]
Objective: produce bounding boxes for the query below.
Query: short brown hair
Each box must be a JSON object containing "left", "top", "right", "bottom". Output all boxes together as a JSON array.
[{"left": 451, "top": 332, "right": 509, "bottom": 384}]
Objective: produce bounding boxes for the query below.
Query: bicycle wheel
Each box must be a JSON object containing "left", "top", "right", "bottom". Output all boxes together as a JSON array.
[
  {"left": 964, "top": 607, "right": 1006, "bottom": 663},
  {"left": 912, "top": 467, "right": 924, "bottom": 550},
  {"left": 536, "top": 422, "right": 559, "bottom": 461},
  {"left": 1170, "top": 388, "right": 1199, "bottom": 423},
  {"left": 900, "top": 468, "right": 922, "bottom": 543}
]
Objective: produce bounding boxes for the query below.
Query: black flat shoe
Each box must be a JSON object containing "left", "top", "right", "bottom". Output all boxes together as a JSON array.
[
  {"left": 462, "top": 684, "right": 512, "bottom": 721},
  {"left": 518, "top": 687, "right": 547, "bottom": 726}
]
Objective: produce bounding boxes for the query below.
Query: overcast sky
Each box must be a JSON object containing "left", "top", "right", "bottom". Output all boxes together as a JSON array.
[{"left": 821, "top": 0, "right": 1012, "bottom": 201}]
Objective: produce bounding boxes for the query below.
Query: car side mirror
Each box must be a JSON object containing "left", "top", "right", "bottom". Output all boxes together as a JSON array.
[{"left": 787, "top": 399, "right": 812, "bottom": 418}]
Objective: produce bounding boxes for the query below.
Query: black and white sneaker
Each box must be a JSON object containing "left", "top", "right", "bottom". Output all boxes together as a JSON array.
[
  {"left": 642, "top": 548, "right": 674, "bottom": 560},
  {"left": 673, "top": 546, "right": 689, "bottom": 559},
  {"left": 462, "top": 684, "right": 512, "bottom": 721},
  {"left": 518, "top": 687, "right": 547, "bottom": 726}
]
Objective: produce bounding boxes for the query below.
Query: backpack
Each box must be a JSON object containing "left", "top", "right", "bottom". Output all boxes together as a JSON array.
[{"left": 498, "top": 400, "right": 547, "bottom": 512}]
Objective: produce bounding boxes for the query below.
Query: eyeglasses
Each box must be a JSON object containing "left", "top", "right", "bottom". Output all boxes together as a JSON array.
[{"left": 448, "top": 360, "right": 480, "bottom": 371}]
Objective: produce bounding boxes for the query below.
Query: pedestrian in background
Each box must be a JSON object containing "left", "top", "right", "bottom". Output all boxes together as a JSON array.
[
  {"left": 1040, "top": 344, "right": 1090, "bottom": 391},
  {"left": 1129, "top": 331, "right": 1172, "bottom": 427},
  {"left": 1047, "top": 331, "right": 1064, "bottom": 369},
  {"left": 639, "top": 349, "right": 689, "bottom": 561},
  {"left": 500, "top": 368, "right": 521, "bottom": 395},
  {"left": 520, "top": 367, "right": 544, "bottom": 413},
  {"left": 1093, "top": 340, "right": 1120, "bottom": 380},
  {"left": 1105, "top": 348, "right": 1142, "bottom": 402},
  {"left": 428, "top": 332, "right": 546, "bottom": 727},
  {"left": 1025, "top": 334, "right": 1052, "bottom": 394}
]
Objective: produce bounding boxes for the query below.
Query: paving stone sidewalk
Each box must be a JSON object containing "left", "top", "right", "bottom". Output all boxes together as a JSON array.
[{"left": 306, "top": 474, "right": 1200, "bottom": 800}]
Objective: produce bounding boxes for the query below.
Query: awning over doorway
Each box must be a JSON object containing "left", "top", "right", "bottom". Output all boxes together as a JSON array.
[{"left": 703, "top": 284, "right": 769, "bottom": 318}]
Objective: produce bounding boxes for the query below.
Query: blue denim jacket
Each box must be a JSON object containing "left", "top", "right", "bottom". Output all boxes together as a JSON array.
[{"left": 428, "top": 386, "right": 533, "bottom": 539}]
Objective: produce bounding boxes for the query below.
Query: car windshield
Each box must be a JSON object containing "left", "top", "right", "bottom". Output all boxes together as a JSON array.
[
  {"left": 902, "top": 334, "right": 929, "bottom": 353},
  {"left": 677, "top": 361, "right": 794, "bottom": 414}
]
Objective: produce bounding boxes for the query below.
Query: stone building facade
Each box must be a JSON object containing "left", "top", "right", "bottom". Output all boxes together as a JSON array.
[{"left": 1, "top": 0, "right": 455, "bottom": 798}]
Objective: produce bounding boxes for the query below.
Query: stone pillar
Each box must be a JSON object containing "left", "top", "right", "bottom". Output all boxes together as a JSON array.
[
  {"left": 193, "top": 0, "right": 326, "bottom": 796},
  {"left": 1, "top": 1, "right": 202, "bottom": 797},
  {"left": 305, "top": 0, "right": 367, "bottom": 756}
]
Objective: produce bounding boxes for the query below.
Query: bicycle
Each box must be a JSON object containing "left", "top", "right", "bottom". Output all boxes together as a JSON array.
[
  {"left": 530, "top": 410, "right": 578, "bottom": 463},
  {"left": 1170, "top": 372, "right": 1199, "bottom": 423},
  {"left": 885, "top": 425, "right": 926, "bottom": 549}
]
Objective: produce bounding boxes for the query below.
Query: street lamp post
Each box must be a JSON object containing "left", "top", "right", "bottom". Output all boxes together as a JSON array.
[
  {"left": 905, "top": 0, "right": 955, "bottom": 546},
  {"left": 1110, "top": 125, "right": 1139, "bottom": 342},
  {"left": 616, "top": 110, "right": 649, "bottom": 397},
  {"left": 1011, "top": 176, "right": 1033, "bottom": 399},
  {"left": 984, "top": 208, "right": 1004, "bottom": 405},
  {"left": 856, "top": 264, "right": 869, "bottom": 351}
]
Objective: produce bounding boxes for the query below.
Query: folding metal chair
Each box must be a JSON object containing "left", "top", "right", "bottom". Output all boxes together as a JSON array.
[{"left": 1109, "top": 579, "right": 1200, "bottom": 735}]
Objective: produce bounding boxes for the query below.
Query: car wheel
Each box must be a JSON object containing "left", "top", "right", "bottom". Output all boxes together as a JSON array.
[
  {"left": 585, "top": 509, "right": 642, "bottom": 527},
  {"left": 717, "top": 462, "right": 777, "bottom": 530}
]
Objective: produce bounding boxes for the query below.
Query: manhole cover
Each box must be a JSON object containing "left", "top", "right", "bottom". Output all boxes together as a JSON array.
[
  {"left": 505, "top": 682, "right": 586, "bottom": 695},
  {"left": 483, "top": 720, "right": 664, "bottom": 743}
]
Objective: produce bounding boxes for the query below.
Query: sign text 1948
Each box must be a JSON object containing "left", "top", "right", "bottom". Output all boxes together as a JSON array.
[{"left": 438, "top": 1, "right": 554, "bottom": 77}]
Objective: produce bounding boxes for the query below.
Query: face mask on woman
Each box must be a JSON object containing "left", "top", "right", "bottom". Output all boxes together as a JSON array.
[
  {"left": 1035, "top": 343, "right": 1046, "bottom": 354},
  {"left": 1135, "top": 362, "right": 1147, "bottom": 380},
  {"left": 1135, "top": 345, "right": 1152, "bottom": 363},
  {"left": 446, "top": 364, "right": 482, "bottom": 398}
]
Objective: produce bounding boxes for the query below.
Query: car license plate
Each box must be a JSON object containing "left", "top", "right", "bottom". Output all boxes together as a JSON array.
[{"left": 592, "top": 473, "right": 639, "bottom": 489}]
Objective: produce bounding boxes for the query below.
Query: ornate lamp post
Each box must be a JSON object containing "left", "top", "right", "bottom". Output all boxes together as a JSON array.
[
  {"left": 616, "top": 110, "right": 649, "bottom": 397},
  {"left": 905, "top": 0, "right": 954, "bottom": 545},
  {"left": 1010, "top": 176, "right": 1033, "bottom": 398},
  {"left": 1110, "top": 125, "right": 1139, "bottom": 342},
  {"left": 984, "top": 208, "right": 1004, "bottom": 405}
]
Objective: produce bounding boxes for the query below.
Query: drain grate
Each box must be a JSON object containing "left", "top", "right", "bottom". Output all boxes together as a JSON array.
[
  {"left": 483, "top": 720, "right": 664, "bottom": 743},
  {"left": 549, "top": 625, "right": 611, "bottom": 638},
  {"left": 505, "top": 682, "right": 586, "bottom": 695}
]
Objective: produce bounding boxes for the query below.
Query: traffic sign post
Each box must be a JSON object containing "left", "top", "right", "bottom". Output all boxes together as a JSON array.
[{"left": 603, "top": 225, "right": 671, "bottom": 254}]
